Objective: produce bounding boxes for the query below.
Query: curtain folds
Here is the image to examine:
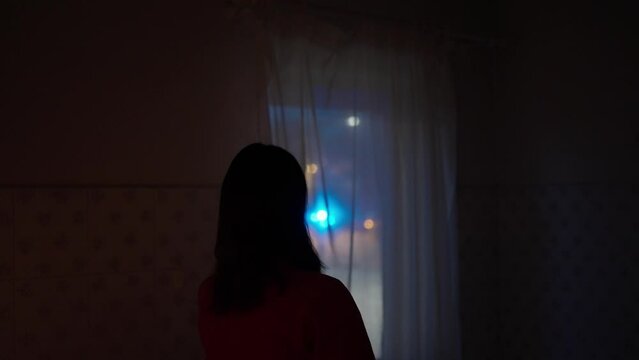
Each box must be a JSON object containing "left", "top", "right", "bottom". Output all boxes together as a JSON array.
[{"left": 263, "top": 9, "right": 460, "bottom": 360}]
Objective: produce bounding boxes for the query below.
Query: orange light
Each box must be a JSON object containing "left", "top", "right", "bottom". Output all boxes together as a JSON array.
[
  {"left": 306, "top": 163, "right": 318, "bottom": 174},
  {"left": 363, "top": 219, "right": 375, "bottom": 230}
]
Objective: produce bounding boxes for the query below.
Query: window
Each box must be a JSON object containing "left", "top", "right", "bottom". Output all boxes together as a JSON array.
[{"left": 270, "top": 105, "right": 383, "bottom": 356}]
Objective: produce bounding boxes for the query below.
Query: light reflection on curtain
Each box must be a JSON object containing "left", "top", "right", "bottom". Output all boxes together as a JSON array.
[{"left": 265, "top": 14, "right": 460, "bottom": 360}]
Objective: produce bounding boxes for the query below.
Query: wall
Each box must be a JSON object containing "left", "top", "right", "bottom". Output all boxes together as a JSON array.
[
  {"left": 494, "top": 1, "right": 639, "bottom": 185},
  {"left": 459, "top": 183, "right": 639, "bottom": 360},
  {"left": 0, "top": 187, "right": 218, "bottom": 360},
  {"left": 454, "top": 41, "right": 502, "bottom": 360},
  {"left": 1, "top": 1, "right": 264, "bottom": 185},
  {"left": 457, "top": 1, "right": 639, "bottom": 359},
  {"left": 0, "top": 2, "right": 264, "bottom": 359}
]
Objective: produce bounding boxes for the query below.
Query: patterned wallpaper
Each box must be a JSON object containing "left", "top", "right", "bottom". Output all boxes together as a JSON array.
[
  {"left": 0, "top": 187, "right": 218, "bottom": 360},
  {"left": 459, "top": 184, "right": 639, "bottom": 360}
]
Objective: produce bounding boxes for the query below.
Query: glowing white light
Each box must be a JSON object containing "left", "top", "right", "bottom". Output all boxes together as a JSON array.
[
  {"left": 346, "top": 116, "right": 361, "bottom": 127},
  {"left": 316, "top": 210, "right": 328, "bottom": 221}
]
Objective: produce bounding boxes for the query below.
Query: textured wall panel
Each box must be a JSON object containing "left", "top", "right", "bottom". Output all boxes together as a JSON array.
[
  {"left": 1, "top": 187, "right": 218, "bottom": 360},
  {"left": 459, "top": 184, "right": 639, "bottom": 360}
]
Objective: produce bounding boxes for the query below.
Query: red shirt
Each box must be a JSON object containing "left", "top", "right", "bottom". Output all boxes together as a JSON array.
[{"left": 198, "top": 271, "right": 376, "bottom": 360}]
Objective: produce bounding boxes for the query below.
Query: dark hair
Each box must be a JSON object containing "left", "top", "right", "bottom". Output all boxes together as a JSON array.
[{"left": 211, "top": 143, "right": 323, "bottom": 313}]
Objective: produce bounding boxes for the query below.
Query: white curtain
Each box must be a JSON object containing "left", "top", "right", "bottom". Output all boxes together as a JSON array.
[{"left": 263, "top": 11, "right": 460, "bottom": 360}]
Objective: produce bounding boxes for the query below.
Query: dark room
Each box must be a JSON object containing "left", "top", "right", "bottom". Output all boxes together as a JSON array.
[{"left": 1, "top": 0, "right": 637, "bottom": 359}]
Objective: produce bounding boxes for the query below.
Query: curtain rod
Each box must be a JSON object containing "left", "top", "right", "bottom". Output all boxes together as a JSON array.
[
  {"left": 226, "top": 0, "right": 504, "bottom": 48},
  {"left": 305, "top": 1, "right": 501, "bottom": 47}
]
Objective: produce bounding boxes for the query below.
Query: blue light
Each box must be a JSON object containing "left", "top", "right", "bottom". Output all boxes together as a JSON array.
[
  {"left": 316, "top": 210, "right": 328, "bottom": 221},
  {"left": 307, "top": 194, "right": 344, "bottom": 232}
]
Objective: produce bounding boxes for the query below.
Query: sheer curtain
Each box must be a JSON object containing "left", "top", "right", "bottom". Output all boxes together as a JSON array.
[{"left": 263, "top": 9, "right": 460, "bottom": 360}]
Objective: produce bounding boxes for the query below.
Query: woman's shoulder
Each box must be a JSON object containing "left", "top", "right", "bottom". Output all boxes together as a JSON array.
[
  {"left": 295, "top": 272, "right": 375, "bottom": 359},
  {"left": 197, "top": 276, "right": 214, "bottom": 309},
  {"left": 199, "top": 276, "right": 213, "bottom": 293},
  {"left": 289, "top": 272, "right": 352, "bottom": 302},
  {"left": 198, "top": 271, "right": 344, "bottom": 289},
  {"left": 197, "top": 271, "right": 351, "bottom": 307},
  {"left": 305, "top": 272, "right": 348, "bottom": 291}
]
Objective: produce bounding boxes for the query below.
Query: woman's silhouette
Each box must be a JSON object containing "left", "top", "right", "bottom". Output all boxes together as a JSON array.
[{"left": 198, "top": 143, "right": 375, "bottom": 360}]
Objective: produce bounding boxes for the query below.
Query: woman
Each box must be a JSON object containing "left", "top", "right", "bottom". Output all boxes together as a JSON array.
[{"left": 198, "top": 143, "right": 375, "bottom": 360}]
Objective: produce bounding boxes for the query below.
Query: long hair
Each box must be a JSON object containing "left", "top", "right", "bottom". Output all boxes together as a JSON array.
[{"left": 211, "top": 143, "right": 323, "bottom": 313}]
